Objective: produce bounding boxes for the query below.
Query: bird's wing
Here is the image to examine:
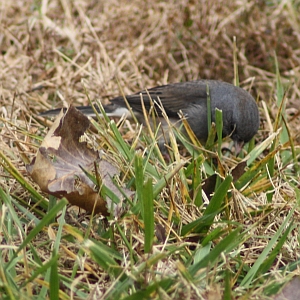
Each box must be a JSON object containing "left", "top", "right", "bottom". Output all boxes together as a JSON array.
[{"left": 110, "top": 81, "right": 210, "bottom": 118}]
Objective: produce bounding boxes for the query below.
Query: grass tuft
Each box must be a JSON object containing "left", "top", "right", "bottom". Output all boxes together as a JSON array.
[{"left": 1, "top": 0, "right": 300, "bottom": 298}]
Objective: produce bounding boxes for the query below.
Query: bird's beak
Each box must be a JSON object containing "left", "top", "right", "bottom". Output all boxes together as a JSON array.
[{"left": 234, "top": 140, "right": 244, "bottom": 156}]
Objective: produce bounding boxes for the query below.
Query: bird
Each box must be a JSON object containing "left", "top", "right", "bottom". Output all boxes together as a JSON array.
[{"left": 40, "top": 80, "right": 259, "bottom": 152}]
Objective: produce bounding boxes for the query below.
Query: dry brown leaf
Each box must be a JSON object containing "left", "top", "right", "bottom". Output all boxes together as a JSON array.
[
  {"left": 231, "top": 161, "right": 247, "bottom": 182},
  {"left": 27, "top": 106, "right": 132, "bottom": 216},
  {"left": 202, "top": 174, "right": 217, "bottom": 200}
]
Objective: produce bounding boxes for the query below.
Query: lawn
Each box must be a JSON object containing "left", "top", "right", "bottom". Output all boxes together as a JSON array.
[{"left": 0, "top": 0, "right": 299, "bottom": 299}]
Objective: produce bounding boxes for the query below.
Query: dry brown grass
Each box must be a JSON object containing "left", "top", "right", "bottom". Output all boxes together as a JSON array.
[
  {"left": 1, "top": 0, "right": 300, "bottom": 134},
  {"left": 1, "top": 0, "right": 300, "bottom": 299}
]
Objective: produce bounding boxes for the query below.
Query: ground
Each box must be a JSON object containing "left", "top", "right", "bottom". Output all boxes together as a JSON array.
[{"left": 0, "top": 0, "right": 300, "bottom": 299}]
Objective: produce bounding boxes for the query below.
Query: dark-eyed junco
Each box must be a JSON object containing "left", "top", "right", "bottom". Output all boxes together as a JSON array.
[{"left": 40, "top": 80, "right": 259, "bottom": 151}]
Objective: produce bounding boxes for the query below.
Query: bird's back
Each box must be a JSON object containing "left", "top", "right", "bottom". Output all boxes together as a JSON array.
[{"left": 110, "top": 80, "right": 259, "bottom": 143}]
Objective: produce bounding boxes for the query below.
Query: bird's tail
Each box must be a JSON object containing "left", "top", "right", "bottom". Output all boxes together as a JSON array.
[{"left": 39, "top": 104, "right": 130, "bottom": 119}]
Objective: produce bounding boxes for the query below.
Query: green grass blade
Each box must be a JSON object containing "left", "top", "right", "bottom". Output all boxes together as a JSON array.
[
  {"left": 16, "top": 198, "right": 67, "bottom": 255},
  {"left": 153, "top": 160, "right": 185, "bottom": 198},
  {"left": 202, "top": 175, "right": 232, "bottom": 217},
  {"left": 258, "top": 221, "right": 294, "bottom": 275},
  {"left": 49, "top": 250, "right": 59, "bottom": 300},
  {"left": 234, "top": 149, "right": 277, "bottom": 190},
  {"left": 143, "top": 177, "right": 154, "bottom": 253},
  {"left": 189, "top": 227, "right": 243, "bottom": 276},
  {"left": 122, "top": 278, "right": 174, "bottom": 300},
  {"left": 134, "top": 153, "right": 144, "bottom": 207},
  {"left": 241, "top": 206, "right": 295, "bottom": 287},
  {"left": 206, "top": 84, "right": 212, "bottom": 134},
  {"left": 215, "top": 108, "right": 223, "bottom": 157},
  {"left": 20, "top": 253, "right": 59, "bottom": 288},
  {"left": 0, "top": 150, "right": 48, "bottom": 209},
  {"left": 83, "top": 239, "right": 123, "bottom": 278},
  {"left": 191, "top": 154, "right": 203, "bottom": 207},
  {"left": 181, "top": 175, "right": 232, "bottom": 236}
]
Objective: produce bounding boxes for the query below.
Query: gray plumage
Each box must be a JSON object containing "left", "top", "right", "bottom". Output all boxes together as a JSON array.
[{"left": 40, "top": 80, "right": 259, "bottom": 148}]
